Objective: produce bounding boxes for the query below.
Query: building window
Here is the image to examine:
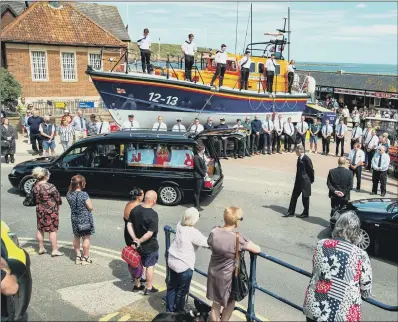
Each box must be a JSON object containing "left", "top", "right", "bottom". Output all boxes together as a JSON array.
[
  {"left": 61, "top": 52, "right": 76, "bottom": 81},
  {"left": 31, "top": 51, "right": 47, "bottom": 81},
  {"left": 89, "top": 53, "right": 102, "bottom": 71}
]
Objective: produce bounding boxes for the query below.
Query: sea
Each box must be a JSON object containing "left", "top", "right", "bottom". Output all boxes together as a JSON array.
[
  {"left": 132, "top": 61, "right": 397, "bottom": 76},
  {"left": 292, "top": 62, "right": 397, "bottom": 76}
]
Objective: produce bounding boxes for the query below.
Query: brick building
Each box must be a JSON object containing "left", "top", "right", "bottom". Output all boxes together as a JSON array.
[{"left": 1, "top": 1, "right": 129, "bottom": 102}]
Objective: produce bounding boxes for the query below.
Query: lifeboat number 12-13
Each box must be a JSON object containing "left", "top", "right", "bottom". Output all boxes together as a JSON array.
[{"left": 149, "top": 92, "right": 178, "bottom": 105}]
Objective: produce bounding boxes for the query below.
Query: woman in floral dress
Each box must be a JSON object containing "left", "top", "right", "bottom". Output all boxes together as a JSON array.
[
  {"left": 303, "top": 211, "right": 372, "bottom": 322},
  {"left": 32, "top": 167, "right": 64, "bottom": 257}
]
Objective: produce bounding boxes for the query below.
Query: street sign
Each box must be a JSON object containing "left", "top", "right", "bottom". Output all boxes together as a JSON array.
[
  {"left": 55, "top": 102, "right": 66, "bottom": 109},
  {"left": 79, "top": 101, "right": 95, "bottom": 108}
]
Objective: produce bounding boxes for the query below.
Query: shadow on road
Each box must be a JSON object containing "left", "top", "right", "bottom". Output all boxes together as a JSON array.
[
  {"left": 300, "top": 216, "right": 330, "bottom": 228},
  {"left": 262, "top": 204, "right": 289, "bottom": 214},
  {"left": 109, "top": 259, "right": 133, "bottom": 291}
]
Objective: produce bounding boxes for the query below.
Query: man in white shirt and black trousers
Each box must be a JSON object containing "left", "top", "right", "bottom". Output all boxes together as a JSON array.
[
  {"left": 295, "top": 115, "right": 308, "bottom": 151},
  {"left": 181, "top": 34, "right": 197, "bottom": 82},
  {"left": 262, "top": 114, "right": 274, "bottom": 155},
  {"left": 348, "top": 142, "right": 365, "bottom": 192},
  {"left": 172, "top": 118, "right": 186, "bottom": 132},
  {"left": 335, "top": 118, "right": 348, "bottom": 157},
  {"left": 210, "top": 44, "right": 228, "bottom": 87},
  {"left": 238, "top": 50, "right": 251, "bottom": 90},
  {"left": 152, "top": 116, "right": 167, "bottom": 131},
  {"left": 189, "top": 118, "right": 204, "bottom": 134},
  {"left": 283, "top": 117, "right": 295, "bottom": 152},
  {"left": 350, "top": 121, "right": 362, "bottom": 150},
  {"left": 137, "top": 28, "right": 152, "bottom": 74},
  {"left": 371, "top": 145, "right": 390, "bottom": 197},
  {"left": 321, "top": 120, "right": 333, "bottom": 155},
  {"left": 122, "top": 114, "right": 140, "bottom": 131},
  {"left": 265, "top": 53, "right": 277, "bottom": 93},
  {"left": 366, "top": 129, "right": 379, "bottom": 170},
  {"left": 273, "top": 113, "right": 284, "bottom": 154}
]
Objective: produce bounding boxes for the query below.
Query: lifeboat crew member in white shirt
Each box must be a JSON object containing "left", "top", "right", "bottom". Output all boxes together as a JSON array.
[
  {"left": 295, "top": 115, "right": 308, "bottom": 151},
  {"left": 210, "top": 44, "right": 228, "bottom": 87},
  {"left": 321, "top": 119, "right": 333, "bottom": 155},
  {"left": 152, "top": 115, "right": 167, "bottom": 131},
  {"left": 283, "top": 117, "right": 295, "bottom": 152},
  {"left": 362, "top": 122, "right": 373, "bottom": 151},
  {"left": 96, "top": 115, "right": 110, "bottom": 134},
  {"left": 233, "top": 119, "right": 245, "bottom": 159},
  {"left": 238, "top": 50, "right": 251, "bottom": 90},
  {"left": 371, "top": 145, "right": 390, "bottom": 197},
  {"left": 287, "top": 60, "right": 296, "bottom": 94},
  {"left": 335, "top": 118, "right": 348, "bottom": 157},
  {"left": 273, "top": 113, "right": 284, "bottom": 154},
  {"left": 172, "top": 118, "right": 186, "bottom": 132},
  {"left": 137, "top": 28, "right": 151, "bottom": 74},
  {"left": 265, "top": 53, "right": 277, "bottom": 93},
  {"left": 348, "top": 142, "right": 365, "bottom": 192},
  {"left": 189, "top": 118, "right": 204, "bottom": 134},
  {"left": 366, "top": 129, "right": 379, "bottom": 171},
  {"left": 181, "top": 34, "right": 197, "bottom": 82},
  {"left": 122, "top": 114, "right": 140, "bottom": 131},
  {"left": 262, "top": 114, "right": 274, "bottom": 155},
  {"left": 350, "top": 121, "right": 362, "bottom": 150}
]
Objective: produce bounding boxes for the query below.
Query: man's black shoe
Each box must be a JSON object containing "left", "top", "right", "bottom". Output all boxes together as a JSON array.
[
  {"left": 356, "top": 189, "right": 360, "bottom": 193},
  {"left": 282, "top": 212, "right": 294, "bottom": 217},
  {"left": 381, "top": 193, "right": 386, "bottom": 197},
  {"left": 370, "top": 192, "right": 376, "bottom": 195},
  {"left": 144, "top": 287, "right": 159, "bottom": 295},
  {"left": 296, "top": 213, "right": 309, "bottom": 218},
  {"left": 132, "top": 285, "right": 145, "bottom": 292}
]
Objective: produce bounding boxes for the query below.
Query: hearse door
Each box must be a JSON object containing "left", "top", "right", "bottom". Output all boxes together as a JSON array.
[{"left": 195, "top": 128, "right": 245, "bottom": 179}]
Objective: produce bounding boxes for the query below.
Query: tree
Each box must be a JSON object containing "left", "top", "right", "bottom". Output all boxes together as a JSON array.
[{"left": 0, "top": 67, "right": 22, "bottom": 109}]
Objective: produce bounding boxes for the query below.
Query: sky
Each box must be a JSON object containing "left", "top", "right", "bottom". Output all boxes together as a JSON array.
[{"left": 103, "top": 1, "right": 397, "bottom": 65}]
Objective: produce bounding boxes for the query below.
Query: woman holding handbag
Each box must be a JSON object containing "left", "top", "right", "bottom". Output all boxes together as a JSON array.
[
  {"left": 206, "top": 207, "right": 261, "bottom": 322},
  {"left": 66, "top": 175, "right": 95, "bottom": 265},
  {"left": 1, "top": 117, "right": 17, "bottom": 163}
]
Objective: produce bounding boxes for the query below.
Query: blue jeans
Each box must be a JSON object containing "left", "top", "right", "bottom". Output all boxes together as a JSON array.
[{"left": 166, "top": 268, "right": 193, "bottom": 312}]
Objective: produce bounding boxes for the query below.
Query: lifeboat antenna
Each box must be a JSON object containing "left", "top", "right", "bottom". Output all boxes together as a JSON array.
[
  {"left": 288, "top": 6, "right": 291, "bottom": 61},
  {"left": 234, "top": 2, "right": 239, "bottom": 54},
  {"left": 242, "top": 4, "right": 251, "bottom": 53}
]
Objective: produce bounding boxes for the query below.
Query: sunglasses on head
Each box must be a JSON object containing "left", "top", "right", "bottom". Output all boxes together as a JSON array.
[{"left": 237, "top": 217, "right": 244, "bottom": 222}]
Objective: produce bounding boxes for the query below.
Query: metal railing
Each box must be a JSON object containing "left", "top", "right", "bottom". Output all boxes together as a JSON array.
[
  {"left": 30, "top": 99, "right": 106, "bottom": 116},
  {"left": 164, "top": 225, "right": 398, "bottom": 322}
]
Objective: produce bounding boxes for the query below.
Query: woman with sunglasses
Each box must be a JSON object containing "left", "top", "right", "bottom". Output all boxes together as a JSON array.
[{"left": 206, "top": 207, "right": 261, "bottom": 321}]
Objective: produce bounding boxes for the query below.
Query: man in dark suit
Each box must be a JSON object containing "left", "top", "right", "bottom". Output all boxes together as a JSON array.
[
  {"left": 216, "top": 118, "right": 228, "bottom": 159},
  {"left": 193, "top": 143, "right": 208, "bottom": 211},
  {"left": 283, "top": 146, "right": 314, "bottom": 218},
  {"left": 327, "top": 157, "right": 353, "bottom": 217}
]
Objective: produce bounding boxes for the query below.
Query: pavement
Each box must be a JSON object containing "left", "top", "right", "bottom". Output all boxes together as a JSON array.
[{"left": 1, "top": 133, "right": 397, "bottom": 321}]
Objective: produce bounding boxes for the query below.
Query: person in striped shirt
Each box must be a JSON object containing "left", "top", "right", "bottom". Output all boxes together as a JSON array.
[{"left": 58, "top": 118, "right": 75, "bottom": 151}]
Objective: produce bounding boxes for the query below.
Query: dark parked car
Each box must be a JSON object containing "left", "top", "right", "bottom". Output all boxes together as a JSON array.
[
  {"left": 330, "top": 198, "right": 398, "bottom": 255},
  {"left": 8, "top": 129, "right": 243, "bottom": 206}
]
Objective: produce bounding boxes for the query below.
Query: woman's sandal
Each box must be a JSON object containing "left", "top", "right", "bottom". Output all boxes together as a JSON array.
[
  {"left": 81, "top": 256, "right": 93, "bottom": 265},
  {"left": 38, "top": 249, "right": 48, "bottom": 255},
  {"left": 75, "top": 256, "right": 82, "bottom": 265},
  {"left": 51, "top": 251, "right": 65, "bottom": 257}
]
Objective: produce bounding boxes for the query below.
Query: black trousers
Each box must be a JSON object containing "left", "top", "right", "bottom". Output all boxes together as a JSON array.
[
  {"left": 184, "top": 55, "right": 194, "bottom": 81},
  {"left": 350, "top": 166, "right": 362, "bottom": 190},
  {"left": 266, "top": 71, "right": 275, "bottom": 92},
  {"left": 211, "top": 63, "right": 226, "bottom": 86},
  {"left": 194, "top": 178, "right": 203, "bottom": 207},
  {"left": 140, "top": 50, "right": 151, "bottom": 73},
  {"left": 296, "top": 133, "right": 306, "bottom": 150},
  {"left": 217, "top": 139, "right": 228, "bottom": 157},
  {"left": 262, "top": 133, "right": 273, "bottom": 153},
  {"left": 288, "top": 186, "right": 310, "bottom": 216},
  {"left": 30, "top": 133, "right": 43, "bottom": 153},
  {"left": 284, "top": 135, "right": 294, "bottom": 152},
  {"left": 372, "top": 170, "right": 387, "bottom": 195},
  {"left": 244, "top": 134, "right": 251, "bottom": 155},
  {"left": 288, "top": 72, "right": 294, "bottom": 93},
  {"left": 322, "top": 137, "right": 330, "bottom": 154},
  {"left": 335, "top": 137, "right": 345, "bottom": 156},
  {"left": 233, "top": 138, "right": 245, "bottom": 157},
  {"left": 366, "top": 149, "right": 375, "bottom": 170},
  {"left": 330, "top": 197, "right": 348, "bottom": 217},
  {"left": 251, "top": 133, "right": 260, "bottom": 153},
  {"left": 240, "top": 68, "right": 250, "bottom": 90},
  {"left": 272, "top": 132, "right": 282, "bottom": 152}
]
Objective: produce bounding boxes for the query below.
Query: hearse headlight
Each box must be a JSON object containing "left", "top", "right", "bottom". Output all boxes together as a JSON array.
[{"left": 11, "top": 168, "right": 17, "bottom": 175}]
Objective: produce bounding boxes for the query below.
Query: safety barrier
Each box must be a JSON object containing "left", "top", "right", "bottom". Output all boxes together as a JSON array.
[{"left": 164, "top": 225, "right": 398, "bottom": 322}]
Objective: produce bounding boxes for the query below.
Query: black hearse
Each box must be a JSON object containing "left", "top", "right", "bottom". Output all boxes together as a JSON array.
[{"left": 9, "top": 129, "right": 243, "bottom": 205}]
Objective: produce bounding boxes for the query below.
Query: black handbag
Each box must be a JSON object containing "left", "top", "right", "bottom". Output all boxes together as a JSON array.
[
  {"left": 23, "top": 190, "right": 36, "bottom": 207},
  {"left": 75, "top": 192, "right": 92, "bottom": 234},
  {"left": 1, "top": 140, "right": 10, "bottom": 148},
  {"left": 230, "top": 232, "right": 249, "bottom": 302}
]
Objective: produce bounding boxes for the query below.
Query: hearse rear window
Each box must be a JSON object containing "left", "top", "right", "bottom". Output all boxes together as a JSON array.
[{"left": 125, "top": 143, "right": 194, "bottom": 169}]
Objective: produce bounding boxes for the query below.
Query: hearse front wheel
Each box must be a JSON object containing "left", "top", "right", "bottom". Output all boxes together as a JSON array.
[
  {"left": 21, "top": 176, "right": 37, "bottom": 196},
  {"left": 158, "top": 185, "right": 182, "bottom": 206}
]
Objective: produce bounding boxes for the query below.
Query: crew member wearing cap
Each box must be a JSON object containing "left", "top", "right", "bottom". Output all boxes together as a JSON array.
[
  {"left": 60, "top": 109, "right": 72, "bottom": 125},
  {"left": 181, "top": 34, "right": 197, "bottom": 82},
  {"left": 189, "top": 118, "right": 204, "bottom": 134},
  {"left": 152, "top": 116, "right": 167, "bottom": 131},
  {"left": 238, "top": 50, "right": 251, "bottom": 90},
  {"left": 172, "top": 118, "right": 186, "bottom": 132},
  {"left": 122, "top": 114, "right": 140, "bottom": 130},
  {"left": 216, "top": 118, "right": 228, "bottom": 159},
  {"left": 265, "top": 53, "right": 277, "bottom": 93},
  {"left": 210, "top": 44, "right": 228, "bottom": 87}
]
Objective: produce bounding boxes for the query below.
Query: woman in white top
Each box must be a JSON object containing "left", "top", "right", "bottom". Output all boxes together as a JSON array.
[
  {"left": 166, "top": 207, "right": 208, "bottom": 312},
  {"left": 287, "top": 60, "right": 296, "bottom": 94},
  {"left": 58, "top": 118, "right": 75, "bottom": 151}
]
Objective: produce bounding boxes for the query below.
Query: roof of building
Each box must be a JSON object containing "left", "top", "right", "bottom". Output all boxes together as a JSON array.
[
  {"left": 0, "top": 1, "right": 29, "bottom": 16},
  {"left": 70, "top": 2, "right": 130, "bottom": 42},
  {"left": 1, "top": 2, "right": 127, "bottom": 48},
  {"left": 297, "top": 70, "right": 398, "bottom": 93}
]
